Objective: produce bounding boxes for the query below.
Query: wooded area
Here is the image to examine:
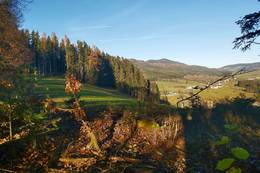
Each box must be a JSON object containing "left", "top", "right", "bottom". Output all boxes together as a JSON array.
[
  {"left": 0, "top": 0, "right": 260, "bottom": 173},
  {"left": 20, "top": 30, "right": 160, "bottom": 102}
]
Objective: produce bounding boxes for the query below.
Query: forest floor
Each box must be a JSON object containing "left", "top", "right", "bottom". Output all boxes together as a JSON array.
[{"left": 0, "top": 77, "right": 259, "bottom": 173}]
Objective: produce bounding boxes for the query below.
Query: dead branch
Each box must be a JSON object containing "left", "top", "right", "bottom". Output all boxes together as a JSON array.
[
  {"left": 108, "top": 156, "right": 142, "bottom": 164},
  {"left": 177, "top": 68, "right": 247, "bottom": 107},
  {"left": 253, "top": 41, "right": 260, "bottom": 45},
  {"left": 59, "top": 157, "right": 93, "bottom": 163},
  {"left": 0, "top": 168, "right": 15, "bottom": 173}
]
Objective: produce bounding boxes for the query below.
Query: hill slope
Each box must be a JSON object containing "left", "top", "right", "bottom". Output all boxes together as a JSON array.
[
  {"left": 35, "top": 77, "right": 138, "bottom": 108},
  {"left": 130, "top": 58, "right": 223, "bottom": 80},
  {"left": 220, "top": 62, "right": 260, "bottom": 72}
]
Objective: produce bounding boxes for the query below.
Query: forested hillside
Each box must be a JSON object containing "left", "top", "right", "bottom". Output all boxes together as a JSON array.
[
  {"left": 130, "top": 58, "right": 223, "bottom": 80},
  {"left": 220, "top": 62, "right": 260, "bottom": 72},
  {"left": 1, "top": 1, "right": 260, "bottom": 172},
  {"left": 20, "top": 30, "right": 160, "bottom": 102}
]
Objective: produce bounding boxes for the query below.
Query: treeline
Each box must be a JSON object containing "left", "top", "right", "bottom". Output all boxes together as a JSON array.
[
  {"left": 237, "top": 80, "right": 260, "bottom": 93},
  {"left": 237, "top": 79, "right": 260, "bottom": 102},
  {"left": 20, "top": 30, "right": 160, "bottom": 102}
]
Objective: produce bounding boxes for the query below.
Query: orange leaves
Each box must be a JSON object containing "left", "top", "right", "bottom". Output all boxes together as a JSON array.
[
  {"left": 65, "top": 74, "right": 82, "bottom": 95},
  {"left": 0, "top": 80, "right": 14, "bottom": 89}
]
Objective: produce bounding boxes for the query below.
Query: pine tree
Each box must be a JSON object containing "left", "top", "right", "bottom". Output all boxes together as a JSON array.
[
  {"left": 40, "top": 33, "right": 47, "bottom": 75},
  {"left": 65, "top": 38, "right": 77, "bottom": 75},
  {"left": 87, "top": 46, "right": 102, "bottom": 84},
  {"left": 22, "top": 31, "right": 160, "bottom": 102},
  {"left": 46, "top": 36, "right": 53, "bottom": 74},
  {"left": 59, "top": 39, "right": 66, "bottom": 74},
  {"left": 77, "top": 41, "right": 88, "bottom": 81},
  {"left": 50, "top": 33, "right": 59, "bottom": 74}
]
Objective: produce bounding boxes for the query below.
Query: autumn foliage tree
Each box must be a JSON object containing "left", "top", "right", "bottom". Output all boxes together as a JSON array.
[
  {"left": 20, "top": 30, "right": 160, "bottom": 102},
  {"left": 0, "top": 0, "right": 32, "bottom": 77}
]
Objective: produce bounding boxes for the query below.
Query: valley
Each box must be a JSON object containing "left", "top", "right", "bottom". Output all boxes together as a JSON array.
[
  {"left": 1, "top": 1, "right": 260, "bottom": 172},
  {"left": 132, "top": 58, "right": 260, "bottom": 107}
]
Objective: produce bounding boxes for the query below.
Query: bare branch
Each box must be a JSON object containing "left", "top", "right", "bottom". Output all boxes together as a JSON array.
[{"left": 252, "top": 41, "right": 260, "bottom": 45}]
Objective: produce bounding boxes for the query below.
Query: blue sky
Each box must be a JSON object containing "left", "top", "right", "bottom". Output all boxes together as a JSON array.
[{"left": 23, "top": 0, "right": 260, "bottom": 68}]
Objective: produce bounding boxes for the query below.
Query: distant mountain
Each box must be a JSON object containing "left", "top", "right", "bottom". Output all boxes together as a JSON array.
[
  {"left": 220, "top": 62, "right": 260, "bottom": 72},
  {"left": 130, "top": 58, "right": 223, "bottom": 80}
]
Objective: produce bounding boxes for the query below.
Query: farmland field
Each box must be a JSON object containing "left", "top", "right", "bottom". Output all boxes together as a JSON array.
[
  {"left": 236, "top": 70, "right": 260, "bottom": 80},
  {"left": 157, "top": 76, "right": 257, "bottom": 106}
]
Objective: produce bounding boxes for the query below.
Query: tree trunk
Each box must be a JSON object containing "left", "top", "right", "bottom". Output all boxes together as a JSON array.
[{"left": 9, "top": 113, "right": 12, "bottom": 140}]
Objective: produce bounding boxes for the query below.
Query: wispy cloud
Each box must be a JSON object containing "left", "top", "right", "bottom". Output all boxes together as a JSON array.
[
  {"left": 68, "top": 25, "right": 112, "bottom": 32},
  {"left": 99, "top": 34, "right": 176, "bottom": 42}
]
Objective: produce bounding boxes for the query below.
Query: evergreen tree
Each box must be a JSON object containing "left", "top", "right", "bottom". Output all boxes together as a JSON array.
[
  {"left": 59, "top": 39, "right": 66, "bottom": 74},
  {"left": 87, "top": 46, "right": 102, "bottom": 84},
  {"left": 77, "top": 41, "right": 87, "bottom": 81},
  {"left": 30, "top": 31, "right": 41, "bottom": 72},
  {"left": 40, "top": 33, "right": 47, "bottom": 75},
  {"left": 64, "top": 36, "right": 77, "bottom": 74},
  {"left": 50, "top": 33, "right": 59, "bottom": 74},
  {"left": 46, "top": 36, "right": 52, "bottom": 74},
  {"left": 24, "top": 31, "right": 160, "bottom": 102}
]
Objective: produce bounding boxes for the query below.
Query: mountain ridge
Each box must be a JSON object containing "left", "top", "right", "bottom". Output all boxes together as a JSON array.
[
  {"left": 130, "top": 58, "right": 222, "bottom": 80},
  {"left": 130, "top": 58, "right": 260, "bottom": 80},
  {"left": 220, "top": 62, "right": 260, "bottom": 72}
]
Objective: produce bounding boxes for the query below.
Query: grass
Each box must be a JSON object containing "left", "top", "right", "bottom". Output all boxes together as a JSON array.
[
  {"left": 236, "top": 70, "right": 260, "bottom": 80},
  {"left": 157, "top": 79, "right": 203, "bottom": 94},
  {"left": 157, "top": 79, "right": 255, "bottom": 106},
  {"left": 199, "top": 82, "right": 254, "bottom": 101},
  {"left": 35, "top": 77, "right": 139, "bottom": 108},
  {"left": 157, "top": 79, "right": 204, "bottom": 105}
]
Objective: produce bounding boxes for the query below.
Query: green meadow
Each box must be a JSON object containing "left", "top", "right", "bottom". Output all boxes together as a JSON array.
[{"left": 35, "top": 77, "right": 139, "bottom": 108}]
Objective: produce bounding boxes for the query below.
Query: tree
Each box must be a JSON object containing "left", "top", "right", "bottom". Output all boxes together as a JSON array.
[
  {"left": 0, "top": 0, "right": 39, "bottom": 141},
  {"left": 87, "top": 46, "right": 102, "bottom": 84},
  {"left": 59, "top": 38, "right": 66, "bottom": 74},
  {"left": 76, "top": 41, "right": 87, "bottom": 81},
  {"left": 50, "top": 32, "right": 60, "bottom": 74},
  {"left": 46, "top": 35, "right": 52, "bottom": 74},
  {"left": 98, "top": 54, "right": 116, "bottom": 87},
  {"left": 234, "top": 0, "right": 260, "bottom": 51},
  {"left": 18, "top": 30, "right": 160, "bottom": 102},
  {"left": 64, "top": 36, "right": 77, "bottom": 74},
  {"left": 31, "top": 31, "right": 41, "bottom": 71},
  {"left": 40, "top": 33, "right": 48, "bottom": 74},
  {"left": 0, "top": 0, "right": 32, "bottom": 76}
]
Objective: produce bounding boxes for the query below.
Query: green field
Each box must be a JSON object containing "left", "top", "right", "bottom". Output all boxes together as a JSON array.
[
  {"left": 157, "top": 78, "right": 256, "bottom": 106},
  {"left": 35, "top": 77, "right": 139, "bottom": 108},
  {"left": 236, "top": 70, "right": 260, "bottom": 80}
]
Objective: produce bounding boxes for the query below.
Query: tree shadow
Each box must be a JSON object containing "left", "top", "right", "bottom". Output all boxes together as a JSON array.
[{"left": 180, "top": 97, "right": 260, "bottom": 172}]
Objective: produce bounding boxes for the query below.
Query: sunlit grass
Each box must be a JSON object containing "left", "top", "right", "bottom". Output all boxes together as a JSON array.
[
  {"left": 157, "top": 79, "right": 255, "bottom": 105},
  {"left": 35, "top": 77, "right": 139, "bottom": 108}
]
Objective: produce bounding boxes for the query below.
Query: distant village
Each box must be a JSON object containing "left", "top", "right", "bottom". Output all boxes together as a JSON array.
[{"left": 164, "top": 75, "right": 260, "bottom": 108}]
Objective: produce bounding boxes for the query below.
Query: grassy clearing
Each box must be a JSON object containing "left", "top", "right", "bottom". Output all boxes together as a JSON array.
[{"left": 35, "top": 77, "right": 139, "bottom": 108}]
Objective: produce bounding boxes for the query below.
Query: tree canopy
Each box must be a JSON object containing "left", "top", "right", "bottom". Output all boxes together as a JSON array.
[
  {"left": 0, "top": 0, "right": 32, "bottom": 76},
  {"left": 20, "top": 30, "right": 160, "bottom": 102},
  {"left": 234, "top": 0, "right": 260, "bottom": 51}
]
